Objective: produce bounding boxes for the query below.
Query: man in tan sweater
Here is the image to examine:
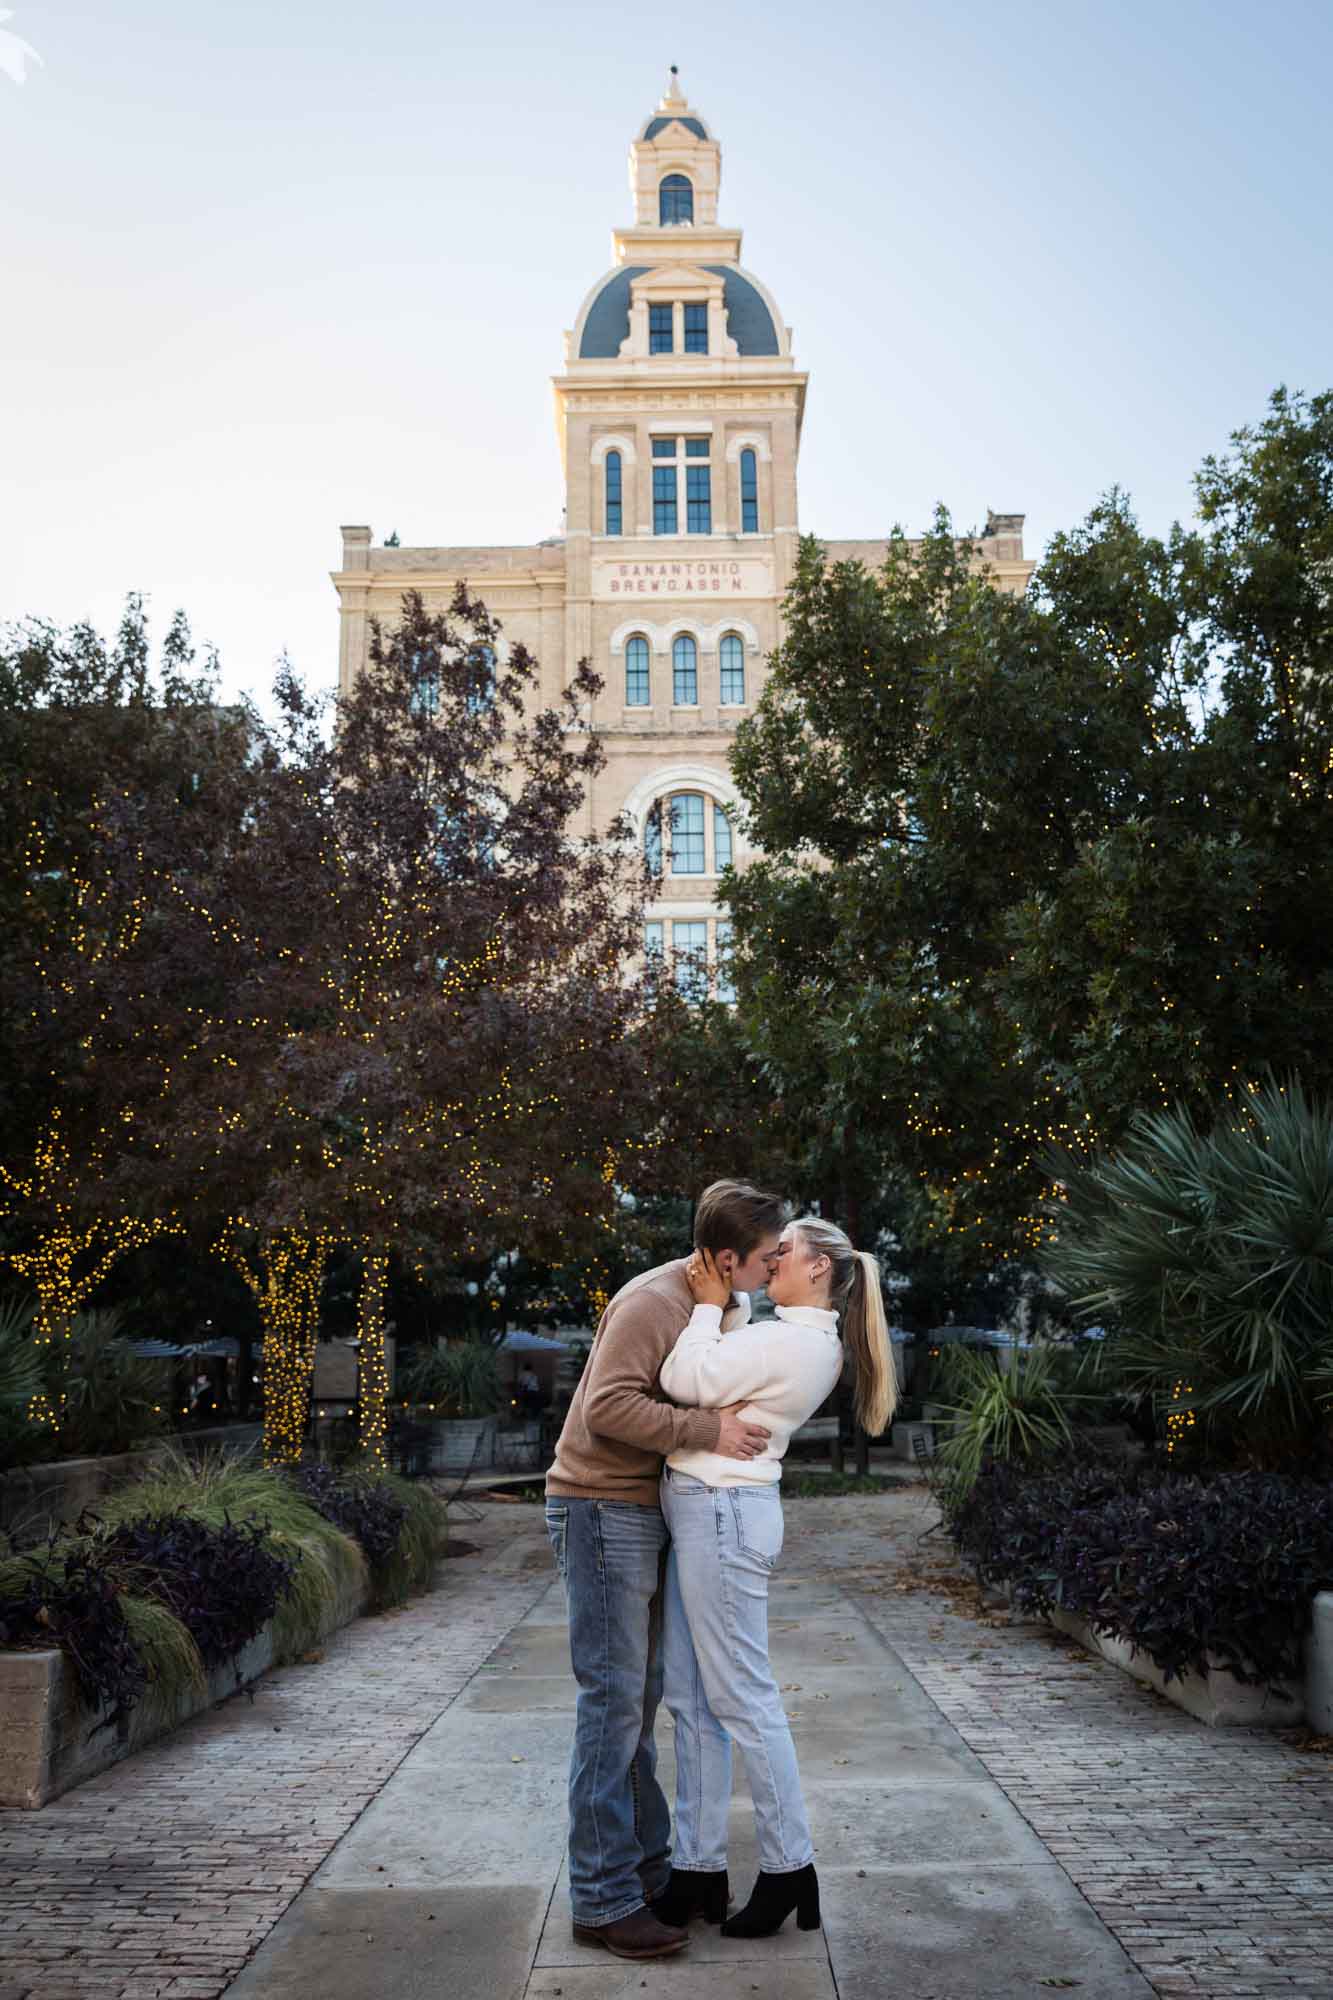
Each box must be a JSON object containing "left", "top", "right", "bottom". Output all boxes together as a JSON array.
[{"left": 545, "top": 1179, "right": 785, "bottom": 1961}]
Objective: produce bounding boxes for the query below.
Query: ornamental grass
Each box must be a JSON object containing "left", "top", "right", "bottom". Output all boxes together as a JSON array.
[
  {"left": 1, "top": 1447, "right": 448, "bottom": 1722},
  {"left": 98, "top": 1446, "right": 368, "bottom": 1661},
  {"left": 374, "top": 1472, "right": 448, "bottom": 1607}
]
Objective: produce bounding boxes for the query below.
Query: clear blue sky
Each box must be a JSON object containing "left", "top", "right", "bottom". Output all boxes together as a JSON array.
[{"left": 2, "top": 0, "right": 1330, "bottom": 704}]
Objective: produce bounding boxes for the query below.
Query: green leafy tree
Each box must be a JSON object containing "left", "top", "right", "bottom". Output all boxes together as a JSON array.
[
  {"left": 725, "top": 390, "right": 1333, "bottom": 1283},
  {"left": 726, "top": 513, "right": 1084, "bottom": 1266}
]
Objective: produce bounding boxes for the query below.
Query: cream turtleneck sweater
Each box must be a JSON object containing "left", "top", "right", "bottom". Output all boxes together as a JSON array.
[{"left": 660, "top": 1301, "right": 844, "bottom": 1488}]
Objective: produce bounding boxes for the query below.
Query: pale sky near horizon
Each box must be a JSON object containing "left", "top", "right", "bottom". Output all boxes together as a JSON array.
[{"left": 2, "top": 0, "right": 1330, "bottom": 707}]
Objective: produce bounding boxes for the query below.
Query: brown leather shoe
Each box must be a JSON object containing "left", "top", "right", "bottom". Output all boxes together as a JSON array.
[{"left": 572, "top": 1908, "right": 689, "bottom": 1960}]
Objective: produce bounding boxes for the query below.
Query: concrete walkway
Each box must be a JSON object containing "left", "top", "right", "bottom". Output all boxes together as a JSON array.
[{"left": 225, "top": 1502, "right": 1152, "bottom": 2000}]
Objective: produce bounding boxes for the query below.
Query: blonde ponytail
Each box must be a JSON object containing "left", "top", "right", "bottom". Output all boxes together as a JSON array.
[
  {"left": 844, "top": 1250, "right": 895, "bottom": 1436},
  {"left": 789, "top": 1218, "right": 898, "bottom": 1438}
]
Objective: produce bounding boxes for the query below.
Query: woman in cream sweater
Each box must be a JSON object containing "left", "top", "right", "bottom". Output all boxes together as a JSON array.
[{"left": 652, "top": 1215, "right": 895, "bottom": 1940}]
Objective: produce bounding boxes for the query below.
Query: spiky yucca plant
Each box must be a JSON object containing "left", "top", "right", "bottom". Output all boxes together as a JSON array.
[
  {"left": 44, "top": 1307, "right": 171, "bottom": 1459},
  {"left": 1042, "top": 1077, "right": 1333, "bottom": 1462},
  {"left": 933, "top": 1343, "right": 1082, "bottom": 1509},
  {"left": 402, "top": 1338, "right": 503, "bottom": 1418}
]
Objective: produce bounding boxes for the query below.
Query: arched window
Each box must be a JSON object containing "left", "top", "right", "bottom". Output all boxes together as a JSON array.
[
  {"left": 659, "top": 174, "right": 694, "bottom": 225},
  {"left": 670, "top": 793, "right": 705, "bottom": 874},
  {"left": 642, "top": 786, "right": 732, "bottom": 887},
  {"left": 672, "top": 634, "right": 698, "bottom": 705},
  {"left": 719, "top": 632, "right": 745, "bottom": 706},
  {"left": 740, "top": 448, "right": 759, "bottom": 533},
  {"left": 625, "top": 634, "right": 650, "bottom": 706},
  {"left": 713, "top": 802, "right": 733, "bottom": 871},
  {"left": 605, "top": 450, "right": 622, "bottom": 536}
]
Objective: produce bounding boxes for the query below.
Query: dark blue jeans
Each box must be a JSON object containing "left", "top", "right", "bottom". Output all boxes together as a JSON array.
[{"left": 545, "top": 1496, "right": 672, "bottom": 1925}]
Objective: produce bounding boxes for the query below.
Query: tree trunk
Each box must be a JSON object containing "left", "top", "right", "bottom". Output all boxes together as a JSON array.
[
  {"left": 356, "top": 1252, "right": 391, "bottom": 1468},
  {"left": 225, "top": 1232, "right": 329, "bottom": 1467}
]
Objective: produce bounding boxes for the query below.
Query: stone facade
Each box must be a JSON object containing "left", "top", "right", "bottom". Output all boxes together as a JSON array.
[{"left": 332, "top": 70, "right": 1034, "bottom": 989}]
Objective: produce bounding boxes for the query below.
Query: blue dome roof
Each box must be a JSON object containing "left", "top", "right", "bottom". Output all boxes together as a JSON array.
[
  {"left": 577, "top": 266, "right": 780, "bottom": 360},
  {"left": 642, "top": 115, "right": 709, "bottom": 141}
]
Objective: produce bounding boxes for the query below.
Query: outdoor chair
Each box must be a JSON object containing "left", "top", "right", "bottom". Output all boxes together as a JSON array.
[{"left": 434, "top": 1420, "right": 488, "bottom": 1522}]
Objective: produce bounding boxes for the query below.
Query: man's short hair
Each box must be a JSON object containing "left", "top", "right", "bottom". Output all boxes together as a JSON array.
[{"left": 693, "top": 1179, "right": 786, "bottom": 1258}]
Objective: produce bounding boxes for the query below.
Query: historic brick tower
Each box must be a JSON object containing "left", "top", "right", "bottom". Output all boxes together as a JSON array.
[{"left": 332, "top": 70, "right": 1031, "bottom": 993}]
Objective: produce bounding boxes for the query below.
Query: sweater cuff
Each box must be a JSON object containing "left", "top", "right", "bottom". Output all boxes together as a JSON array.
[
  {"left": 685, "top": 1303, "right": 724, "bottom": 1334},
  {"left": 681, "top": 1407, "right": 722, "bottom": 1451}
]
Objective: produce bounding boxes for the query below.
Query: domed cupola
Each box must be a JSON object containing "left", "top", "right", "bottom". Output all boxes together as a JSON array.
[{"left": 566, "top": 69, "right": 794, "bottom": 371}]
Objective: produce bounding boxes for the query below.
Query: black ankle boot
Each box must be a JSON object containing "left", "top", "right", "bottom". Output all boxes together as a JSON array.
[
  {"left": 720, "top": 1864, "right": 820, "bottom": 1938},
  {"left": 651, "top": 1867, "right": 730, "bottom": 1926}
]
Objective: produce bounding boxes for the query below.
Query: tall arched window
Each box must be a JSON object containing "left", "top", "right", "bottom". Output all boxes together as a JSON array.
[
  {"left": 625, "top": 634, "right": 650, "bottom": 706},
  {"left": 672, "top": 633, "right": 698, "bottom": 705},
  {"left": 740, "top": 448, "right": 759, "bottom": 533},
  {"left": 670, "top": 793, "right": 705, "bottom": 874},
  {"left": 644, "top": 804, "right": 663, "bottom": 877},
  {"left": 659, "top": 174, "right": 694, "bottom": 225},
  {"left": 605, "top": 450, "right": 622, "bottom": 536},
  {"left": 719, "top": 632, "right": 745, "bottom": 706}
]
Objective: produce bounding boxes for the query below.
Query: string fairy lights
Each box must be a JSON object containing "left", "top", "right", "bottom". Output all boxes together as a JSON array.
[
  {"left": 356, "top": 1251, "right": 391, "bottom": 1469},
  {"left": 217, "top": 1226, "right": 331, "bottom": 1468},
  {"left": 1165, "top": 1379, "right": 1196, "bottom": 1454},
  {"left": 8, "top": 611, "right": 684, "bottom": 1476},
  {"left": 0, "top": 1110, "right": 181, "bottom": 1435}
]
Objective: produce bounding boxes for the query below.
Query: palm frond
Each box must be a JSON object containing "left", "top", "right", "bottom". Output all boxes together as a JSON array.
[{"left": 1042, "top": 1076, "right": 1333, "bottom": 1458}]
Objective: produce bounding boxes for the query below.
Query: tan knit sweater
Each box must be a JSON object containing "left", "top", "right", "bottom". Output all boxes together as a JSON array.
[{"left": 546, "top": 1259, "right": 731, "bottom": 1505}]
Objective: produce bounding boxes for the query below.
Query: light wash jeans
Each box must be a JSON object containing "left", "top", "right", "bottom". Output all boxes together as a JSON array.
[
  {"left": 660, "top": 1467, "right": 814, "bottom": 1874},
  {"left": 544, "top": 1497, "right": 672, "bottom": 1925}
]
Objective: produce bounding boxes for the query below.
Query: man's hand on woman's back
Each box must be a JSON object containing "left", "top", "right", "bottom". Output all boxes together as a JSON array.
[{"left": 716, "top": 1404, "right": 771, "bottom": 1459}]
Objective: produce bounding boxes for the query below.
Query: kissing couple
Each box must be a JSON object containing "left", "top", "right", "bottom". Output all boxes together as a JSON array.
[{"left": 545, "top": 1178, "right": 896, "bottom": 1961}]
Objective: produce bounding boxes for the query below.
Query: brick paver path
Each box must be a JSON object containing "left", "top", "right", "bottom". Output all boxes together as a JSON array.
[
  {"left": 3, "top": 1486, "right": 1333, "bottom": 1999},
  {"left": 786, "top": 1486, "right": 1333, "bottom": 2000},
  {"left": 0, "top": 1503, "right": 552, "bottom": 2000}
]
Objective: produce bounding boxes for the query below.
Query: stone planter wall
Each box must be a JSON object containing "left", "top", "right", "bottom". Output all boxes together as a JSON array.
[
  {"left": 1307, "top": 1594, "right": 1333, "bottom": 1734},
  {"left": 0, "top": 1556, "right": 370, "bottom": 1810},
  {"left": 1047, "top": 1605, "right": 1306, "bottom": 1727},
  {"left": 1027, "top": 1592, "right": 1333, "bottom": 1729},
  {"left": 0, "top": 1424, "right": 264, "bottom": 1547}
]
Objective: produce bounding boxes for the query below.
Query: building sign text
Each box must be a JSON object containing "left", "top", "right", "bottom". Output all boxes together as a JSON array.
[{"left": 592, "top": 556, "right": 773, "bottom": 599}]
